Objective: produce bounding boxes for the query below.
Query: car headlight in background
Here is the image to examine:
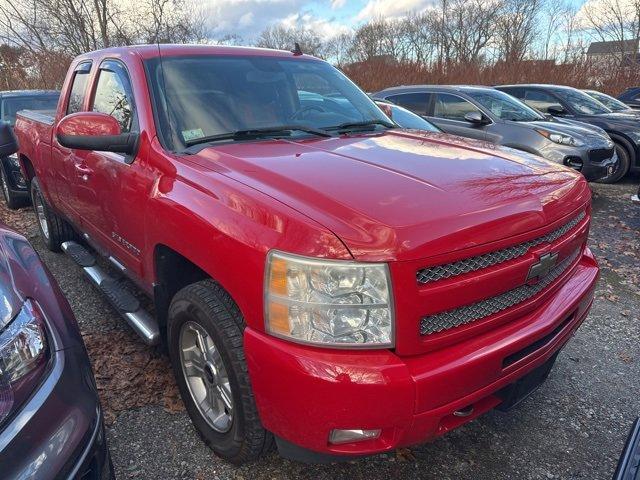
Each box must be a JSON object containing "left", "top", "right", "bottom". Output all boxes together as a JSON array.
[
  {"left": 536, "top": 129, "right": 584, "bottom": 147},
  {"left": 264, "top": 251, "right": 394, "bottom": 348},
  {"left": 0, "top": 299, "right": 50, "bottom": 426}
]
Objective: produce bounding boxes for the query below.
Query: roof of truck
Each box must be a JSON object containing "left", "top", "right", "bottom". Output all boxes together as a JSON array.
[
  {"left": 74, "top": 44, "right": 319, "bottom": 62},
  {"left": 0, "top": 90, "right": 59, "bottom": 98}
]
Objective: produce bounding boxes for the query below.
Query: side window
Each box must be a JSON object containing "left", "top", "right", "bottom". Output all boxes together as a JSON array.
[
  {"left": 433, "top": 93, "right": 480, "bottom": 121},
  {"left": 523, "top": 90, "right": 558, "bottom": 114},
  {"left": 92, "top": 60, "right": 136, "bottom": 133},
  {"left": 387, "top": 93, "right": 429, "bottom": 115},
  {"left": 67, "top": 62, "right": 92, "bottom": 115}
]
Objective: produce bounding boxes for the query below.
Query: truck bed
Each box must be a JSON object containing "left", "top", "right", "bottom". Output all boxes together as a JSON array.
[{"left": 17, "top": 109, "right": 56, "bottom": 125}]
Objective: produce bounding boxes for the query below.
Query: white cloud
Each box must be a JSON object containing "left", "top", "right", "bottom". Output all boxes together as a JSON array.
[
  {"left": 331, "top": 0, "right": 346, "bottom": 9},
  {"left": 279, "top": 12, "right": 352, "bottom": 39},
  {"left": 356, "top": 0, "right": 436, "bottom": 21},
  {"left": 202, "top": 0, "right": 309, "bottom": 40}
]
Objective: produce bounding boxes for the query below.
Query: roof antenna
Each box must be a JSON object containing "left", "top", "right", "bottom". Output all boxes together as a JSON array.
[{"left": 292, "top": 42, "right": 303, "bottom": 56}]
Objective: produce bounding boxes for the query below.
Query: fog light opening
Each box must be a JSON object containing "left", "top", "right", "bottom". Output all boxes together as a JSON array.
[
  {"left": 329, "top": 428, "right": 381, "bottom": 445},
  {"left": 563, "top": 157, "right": 583, "bottom": 171}
]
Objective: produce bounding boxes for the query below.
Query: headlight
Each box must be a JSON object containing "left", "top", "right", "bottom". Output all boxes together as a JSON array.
[
  {"left": 264, "top": 251, "right": 394, "bottom": 348},
  {"left": 536, "top": 129, "right": 584, "bottom": 147},
  {"left": 7, "top": 154, "right": 19, "bottom": 168},
  {"left": 0, "top": 300, "right": 50, "bottom": 426}
]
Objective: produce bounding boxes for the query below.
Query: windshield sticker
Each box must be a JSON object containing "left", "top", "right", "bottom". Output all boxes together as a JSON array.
[{"left": 182, "top": 128, "right": 205, "bottom": 142}]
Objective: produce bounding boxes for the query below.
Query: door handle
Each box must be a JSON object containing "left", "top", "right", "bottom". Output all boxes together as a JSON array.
[{"left": 74, "top": 164, "right": 93, "bottom": 181}]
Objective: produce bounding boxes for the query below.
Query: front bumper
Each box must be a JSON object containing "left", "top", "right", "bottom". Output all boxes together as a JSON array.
[
  {"left": 0, "top": 345, "right": 111, "bottom": 479},
  {"left": 539, "top": 144, "right": 617, "bottom": 181},
  {"left": 245, "top": 248, "right": 598, "bottom": 459}
]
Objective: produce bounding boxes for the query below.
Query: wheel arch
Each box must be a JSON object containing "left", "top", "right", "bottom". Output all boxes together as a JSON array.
[{"left": 607, "top": 132, "right": 636, "bottom": 169}]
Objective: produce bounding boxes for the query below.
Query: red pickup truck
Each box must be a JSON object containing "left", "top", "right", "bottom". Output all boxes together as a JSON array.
[{"left": 14, "top": 45, "right": 599, "bottom": 464}]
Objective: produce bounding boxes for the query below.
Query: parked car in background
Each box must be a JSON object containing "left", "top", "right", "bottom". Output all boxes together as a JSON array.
[
  {"left": 15, "top": 44, "right": 599, "bottom": 465},
  {"left": 373, "top": 85, "right": 616, "bottom": 182},
  {"left": 497, "top": 84, "right": 640, "bottom": 183},
  {"left": 0, "top": 122, "right": 112, "bottom": 479},
  {"left": 374, "top": 100, "right": 441, "bottom": 131},
  {"left": 584, "top": 89, "right": 640, "bottom": 118},
  {"left": 618, "top": 87, "right": 640, "bottom": 110},
  {"left": 0, "top": 90, "right": 59, "bottom": 209},
  {"left": 614, "top": 418, "right": 640, "bottom": 480}
]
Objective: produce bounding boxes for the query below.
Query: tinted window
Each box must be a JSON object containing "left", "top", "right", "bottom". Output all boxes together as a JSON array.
[
  {"left": 92, "top": 61, "right": 135, "bottom": 133},
  {"left": 465, "top": 89, "right": 543, "bottom": 121},
  {"left": 433, "top": 93, "right": 480, "bottom": 120},
  {"left": 586, "top": 91, "right": 628, "bottom": 112},
  {"left": 1, "top": 95, "right": 59, "bottom": 126},
  {"left": 523, "top": 90, "right": 560, "bottom": 114},
  {"left": 390, "top": 105, "right": 440, "bottom": 131},
  {"left": 554, "top": 88, "right": 610, "bottom": 115},
  {"left": 145, "top": 56, "right": 390, "bottom": 151},
  {"left": 67, "top": 64, "right": 91, "bottom": 114},
  {"left": 387, "top": 93, "right": 429, "bottom": 114}
]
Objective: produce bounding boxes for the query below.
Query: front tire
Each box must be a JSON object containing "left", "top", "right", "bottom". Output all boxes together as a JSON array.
[
  {"left": 1, "top": 165, "right": 27, "bottom": 209},
  {"left": 597, "top": 142, "right": 631, "bottom": 184},
  {"left": 167, "top": 280, "right": 272, "bottom": 465},
  {"left": 30, "top": 177, "right": 75, "bottom": 251}
]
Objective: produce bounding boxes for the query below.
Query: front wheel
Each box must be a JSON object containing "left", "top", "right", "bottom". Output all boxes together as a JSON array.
[
  {"left": 1, "top": 164, "right": 27, "bottom": 209},
  {"left": 167, "top": 280, "right": 272, "bottom": 465}
]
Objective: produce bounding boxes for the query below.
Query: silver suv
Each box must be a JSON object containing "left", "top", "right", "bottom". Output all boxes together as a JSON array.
[{"left": 373, "top": 85, "right": 617, "bottom": 182}]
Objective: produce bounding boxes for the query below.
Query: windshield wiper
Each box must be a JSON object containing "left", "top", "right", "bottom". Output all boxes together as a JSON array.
[
  {"left": 184, "top": 125, "right": 333, "bottom": 148},
  {"left": 325, "top": 119, "right": 395, "bottom": 133}
]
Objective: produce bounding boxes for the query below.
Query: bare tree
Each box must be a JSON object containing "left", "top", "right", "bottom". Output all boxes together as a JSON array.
[{"left": 495, "top": 0, "right": 543, "bottom": 63}]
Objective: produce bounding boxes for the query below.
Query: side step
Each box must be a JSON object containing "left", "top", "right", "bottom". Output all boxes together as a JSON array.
[{"left": 61, "top": 241, "right": 160, "bottom": 346}]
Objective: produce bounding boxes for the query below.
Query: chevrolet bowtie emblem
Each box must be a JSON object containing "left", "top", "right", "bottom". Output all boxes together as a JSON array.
[{"left": 526, "top": 252, "right": 559, "bottom": 283}]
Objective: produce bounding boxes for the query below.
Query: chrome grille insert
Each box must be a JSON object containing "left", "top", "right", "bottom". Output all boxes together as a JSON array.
[
  {"left": 417, "top": 211, "right": 585, "bottom": 284},
  {"left": 420, "top": 249, "right": 580, "bottom": 336}
]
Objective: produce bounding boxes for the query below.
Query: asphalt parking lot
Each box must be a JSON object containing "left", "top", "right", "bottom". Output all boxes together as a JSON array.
[{"left": 0, "top": 178, "right": 638, "bottom": 480}]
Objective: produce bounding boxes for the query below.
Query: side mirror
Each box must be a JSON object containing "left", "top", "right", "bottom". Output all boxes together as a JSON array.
[
  {"left": 464, "top": 111, "right": 489, "bottom": 125},
  {"left": 0, "top": 122, "right": 19, "bottom": 158},
  {"left": 547, "top": 105, "right": 566, "bottom": 116},
  {"left": 56, "top": 112, "right": 138, "bottom": 154}
]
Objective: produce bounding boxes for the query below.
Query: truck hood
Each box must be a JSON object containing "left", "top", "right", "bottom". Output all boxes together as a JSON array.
[{"left": 193, "top": 130, "right": 590, "bottom": 261}]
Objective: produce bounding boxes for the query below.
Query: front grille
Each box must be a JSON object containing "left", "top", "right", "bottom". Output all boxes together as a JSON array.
[
  {"left": 588, "top": 148, "right": 614, "bottom": 163},
  {"left": 420, "top": 249, "right": 580, "bottom": 335},
  {"left": 416, "top": 211, "right": 585, "bottom": 284}
]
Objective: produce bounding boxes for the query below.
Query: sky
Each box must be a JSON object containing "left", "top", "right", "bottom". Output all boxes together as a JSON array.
[{"left": 202, "top": 0, "right": 591, "bottom": 43}]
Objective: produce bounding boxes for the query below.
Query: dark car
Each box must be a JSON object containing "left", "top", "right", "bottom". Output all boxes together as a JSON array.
[
  {"left": 618, "top": 87, "right": 640, "bottom": 110},
  {"left": 584, "top": 89, "right": 640, "bottom": 118},
  {"left": 373, "top": 85, "right": 617, "bottom": 182},
  {"left": 497, "top": 84, "right": 640, "bottom": 183},
  {"left": 0, "top": 125, "right": 112, "bottom": 478},
  {"left": 374, "top": 100, "right": 441, "bottom": 131},
  {"left": 0, "top": 90, "right": 59, "bottom": 209}
]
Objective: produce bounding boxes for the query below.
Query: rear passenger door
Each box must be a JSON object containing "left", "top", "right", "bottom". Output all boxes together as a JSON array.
[
  {"left": 386, "top": 92, "right": 431, "bottom": 116},
  {"left": 70, "top": 59, "right": 146, "bottom": 275},
  {"left": 427, "top": 93, "right": 487, "bottom": 141},
  {"left": 51, "top": 61, "right": 93, "bottom": 220}
]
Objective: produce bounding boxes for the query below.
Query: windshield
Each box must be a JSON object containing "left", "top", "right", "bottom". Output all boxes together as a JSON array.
[
  {"left": 391, "top": 105, "right": 440, "bottom": 131},
  {"left": 465, "top": 89, "right": 544, "bottom": 121},
  {"left": 586, "top": 90, "right": 629, "bottom": 112},
  {"left": 145, "top": 55, "right": 390, "bottom": 150},
  {"left": 1, "top": 95, "right": 59, "bottom": 126},
  {"left": 555, "top": 88, "right": 611, "bottom": 115}
]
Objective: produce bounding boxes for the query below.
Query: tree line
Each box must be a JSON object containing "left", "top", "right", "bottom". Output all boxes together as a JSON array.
[{"left": 1, "top": 0, "right": 639, "bottom": 94}]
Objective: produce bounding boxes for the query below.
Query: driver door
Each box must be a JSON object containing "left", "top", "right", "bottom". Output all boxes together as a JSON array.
[{"left": 427, "top": 93, "right": 488, "bottom": 141}]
